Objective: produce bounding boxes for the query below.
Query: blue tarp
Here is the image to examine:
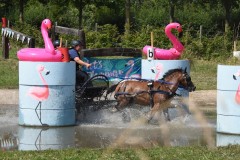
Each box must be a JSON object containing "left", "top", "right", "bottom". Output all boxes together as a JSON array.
[{"left": 83, "top": 57, "right": 141, "bottom": 82}]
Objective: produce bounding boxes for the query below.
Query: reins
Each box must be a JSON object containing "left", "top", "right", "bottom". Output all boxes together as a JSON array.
[{"left": 119, "top": 77, "right": 187, "bottom": 90}]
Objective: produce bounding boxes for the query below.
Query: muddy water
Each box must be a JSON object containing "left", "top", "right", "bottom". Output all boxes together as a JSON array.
[
  {"left": 0, "top": 99, "right": 219, "bottom": 150},
  {"left": 0, "top": 97, "right": 236, "bottom": 151}
]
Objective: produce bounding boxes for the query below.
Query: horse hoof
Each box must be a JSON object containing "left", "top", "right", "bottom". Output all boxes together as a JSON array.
[{"left": 109, "top": 107, "right": 118, "bottom": 113}]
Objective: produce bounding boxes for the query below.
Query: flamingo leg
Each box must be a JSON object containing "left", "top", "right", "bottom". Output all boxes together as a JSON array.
[{"left": 35, "top": 101, "right": 43, "bottom": 125}]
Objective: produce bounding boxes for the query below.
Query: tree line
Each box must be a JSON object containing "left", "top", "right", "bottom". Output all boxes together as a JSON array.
[
  {"left": 0, "top": 0, "right": 239, "bottom": 33},
  {"left": 1, "top": 0, "right": 240, "bottom": 60}
]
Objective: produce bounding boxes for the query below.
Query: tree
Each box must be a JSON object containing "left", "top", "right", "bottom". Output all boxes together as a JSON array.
[
  {"left": 220, "top": 0, "right": 238, "bottom": 32},
  {"left": 194, "top": 0, "right": 239, "bottom": 32},
  {"left": 169, "top": 0, "right": 176, "bottom": 23},
  {"left": 19, "top": 0, "right": 24, "bottom": 23},
  {"left": 125, "top": 0, "right": 131, "bottom": 33}
]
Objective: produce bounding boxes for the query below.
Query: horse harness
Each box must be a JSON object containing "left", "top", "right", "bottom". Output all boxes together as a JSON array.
[{"left": 114, "top": 80, "right": 180, "bottom": 108}]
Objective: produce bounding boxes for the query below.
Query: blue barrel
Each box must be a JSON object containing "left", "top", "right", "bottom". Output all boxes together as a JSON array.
[
  {"left": 217, "top": 133, "right": 240, "bottom": 146},
  {"left": 217, "top": 65, "right": 240, "bottom": 134},
  {"left": 19, "top": 62, "right": 76, "bottom": 126},
  {"left": 141, "top": 60, "right": 191, "bottom": 119},
  {"left": 18, "top": 126, "right": 75, "bottom": 150}
]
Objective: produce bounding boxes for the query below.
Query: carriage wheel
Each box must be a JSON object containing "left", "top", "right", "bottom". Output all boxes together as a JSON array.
[{"left": 75, "top": 74, "right": 109, "bottom": 112}]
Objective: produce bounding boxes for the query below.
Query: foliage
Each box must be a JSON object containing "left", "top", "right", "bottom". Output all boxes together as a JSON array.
[
  {"left": 2, "top": 0, "right": 240, "bottom": 53},
  {"left": 24, "top": 0, "right": 48, "bottom": 27},
  {"left": 182, "top": 32, "right": 233, "bottom": 61},
  {"left": 12, "top": 21, "right": 43, "bottom": 47},
  {"left": 133, "top": 1, "right": 169, "bottom": 28},
  {"left": 85, "top": 24, "right": 120, "bottom": 48}
]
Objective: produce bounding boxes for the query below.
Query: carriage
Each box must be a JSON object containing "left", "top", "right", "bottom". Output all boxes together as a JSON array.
[{"left": 75, "top": 74, "right": 111, "bottom": 113}]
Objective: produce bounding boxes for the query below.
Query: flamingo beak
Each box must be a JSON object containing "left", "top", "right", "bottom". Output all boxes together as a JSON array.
[
  {"left": 44, "top": 69, "right": 50, "bottom": 75},
  {"left": 233, "top": 71, "right": 240, "bottom": 80},
  {"left": 178, "top": 31, "right": 183, "bottom": 38},
  {"left": 45, "top": 71, "right": 50, "bottom": 75},
  {"left": 233, "top": 75, "right": 237, "bottom": 80},
  {"left": 177, "top": 27, "right": 183, "bottom": 38},
  {"left": 47, "top": 23, "right": 52, "bottom": 30},
  {"left": 151, "top": 67, "right": 155, "bottom": 73}
]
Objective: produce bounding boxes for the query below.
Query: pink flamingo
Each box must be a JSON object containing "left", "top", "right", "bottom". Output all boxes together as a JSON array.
[
  {"left": 28, "top": 65, "right": 50, "bottom": 125},
  {"left": 17, "top": 19, "right": 62, "bottom": 62},
  {"left": 124, "top": 60, "right": 141, "bottom": 79},
  {"left": 151, "top": 63, "right": 163, "bottom": 81},
  {"left": 142, "top": 23, "right": 184, "bottom": 60},
  {"left": 233, "top": 71, "right": 240, "bottom": 104}
]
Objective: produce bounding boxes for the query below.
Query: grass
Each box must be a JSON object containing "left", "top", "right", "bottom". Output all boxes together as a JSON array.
[
  {"left": 190, "top": 60, "right": 217, "bottom": 90},
  {"left": 1, "top": 146, "right": 240, "bottom": 159}
]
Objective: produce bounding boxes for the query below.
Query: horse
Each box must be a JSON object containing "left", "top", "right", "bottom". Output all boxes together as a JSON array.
[{"left": 107, "top": 68, "right": 196, "bottom": 121}]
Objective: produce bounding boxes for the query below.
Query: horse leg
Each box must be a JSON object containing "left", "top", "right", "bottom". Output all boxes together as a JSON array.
[
  {"left": 110, "top": 96, "right": 130, "bottom": 113},
  {"left": 146, "top": 100, "right": 172, "bottom": 122},
  {"left": 146, "top": 103, "right": 161, "bottom": 121}
]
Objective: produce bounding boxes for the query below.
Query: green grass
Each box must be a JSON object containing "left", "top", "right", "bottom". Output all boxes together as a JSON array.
[
  {"left": 0, "top": 58, "right": 18, "bottom": 89},
  {"left": 1, "top": 146, "right": 240, "bottom": 159},
  {"left": 190, "top": 60, "right": 217, "bottom": 90}
]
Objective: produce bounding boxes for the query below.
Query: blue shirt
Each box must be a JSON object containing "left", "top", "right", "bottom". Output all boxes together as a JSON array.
[{"left": 69, "top": 48, "right": 80, "bottom": 70}]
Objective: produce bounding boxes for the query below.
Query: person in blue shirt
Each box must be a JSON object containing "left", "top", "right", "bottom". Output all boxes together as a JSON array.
[{"left": 69, "top": 40, "right": 91, "bottom": 86}]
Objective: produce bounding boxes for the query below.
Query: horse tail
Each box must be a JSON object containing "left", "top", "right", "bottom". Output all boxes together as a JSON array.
[{"left": 106, "top": 83, "right": 119, "bottom": 95}]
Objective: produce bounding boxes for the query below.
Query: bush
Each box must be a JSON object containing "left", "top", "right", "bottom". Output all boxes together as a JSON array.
[{"left": 85, "top": 24, "right": 120, "bottom": 48}]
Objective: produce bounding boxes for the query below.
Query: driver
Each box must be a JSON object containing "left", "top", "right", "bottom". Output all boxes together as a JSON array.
[{"left": 68, "top": 40, "right": 91, "bottom": 86}]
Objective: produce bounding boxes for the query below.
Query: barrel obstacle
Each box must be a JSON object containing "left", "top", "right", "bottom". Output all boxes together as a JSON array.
[
  {"left": 217, "top": 65, "right": 240, "bottom": 134},
  {"left": 18, "top": 19, "right": 75, "bottom": 126},
  {"left": 18, "top": 62, "right": 75, "bottom": 126}
]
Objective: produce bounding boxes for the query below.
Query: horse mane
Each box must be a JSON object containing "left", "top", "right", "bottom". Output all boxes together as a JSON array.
[{"left": 161, "top": 68, "right": 183, "bottom": 80}]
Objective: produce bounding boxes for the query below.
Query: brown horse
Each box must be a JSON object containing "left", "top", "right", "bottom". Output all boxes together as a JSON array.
[{"left": 107, "top": 68, "right": 196, "bottom": 121}]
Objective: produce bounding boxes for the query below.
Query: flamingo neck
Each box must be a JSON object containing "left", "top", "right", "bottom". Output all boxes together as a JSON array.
[
  {"left": 165, "top": 27, "right": 184, "bottom": 52},
  {"left": 155, "top": 71, "right": 161, "bottom": 81},
  {"left": 125, "top": 66, "right": 133, "bottom": 78},
  {"left": 39, "top": 71, "right": 49, "bottom": 89},
  {"left": 41, "top": 26, "right": 55, "bottom": 55},
  {"left": 237, "top": 84, "right": 240, "bottom": 92}
]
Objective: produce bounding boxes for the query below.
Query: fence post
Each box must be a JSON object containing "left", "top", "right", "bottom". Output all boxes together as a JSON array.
[
  {"left": 2, "top": 17, "right": 8, "bottom": 59},
  {"left": 2, "top": 17, "right": 9, "bottom": 59},
  {"left": 51, "top": 22, "right": 57, "bottom": 43},
  {"left": 2, "top": 35, "right": 9, "bottom": 59},
  {"left": 28, "top": 38, "right": 35, "bottom": 48},
  {"left": 200, "top": 25, "right": 202, "bottom": 43}
]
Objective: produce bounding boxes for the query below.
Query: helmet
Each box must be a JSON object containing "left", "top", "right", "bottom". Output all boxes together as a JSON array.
[
  {"left": 53, "top": 40, "right": 60, "bottom": 48},
  {"left": 71, "top": 40, "right": 82, "bottom": 47}
]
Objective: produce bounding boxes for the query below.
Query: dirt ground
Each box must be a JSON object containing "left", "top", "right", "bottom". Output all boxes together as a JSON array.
[{"left": 189, "top": 90, "right": 217, "bottom": 107}]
